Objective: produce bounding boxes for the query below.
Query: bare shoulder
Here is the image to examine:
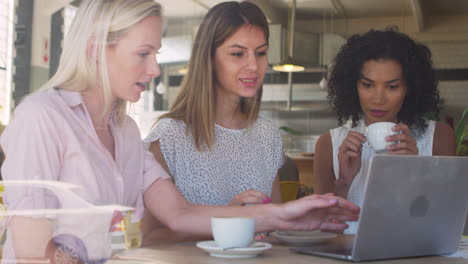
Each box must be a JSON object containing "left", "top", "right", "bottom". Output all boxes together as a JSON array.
[{"left": 433, "top": 121, "right": 456, "bottom": 156}]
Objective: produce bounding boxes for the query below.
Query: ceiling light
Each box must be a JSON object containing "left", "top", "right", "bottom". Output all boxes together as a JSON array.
[{"left": 273, "top": 0, "right": 303, "bottom": 73}]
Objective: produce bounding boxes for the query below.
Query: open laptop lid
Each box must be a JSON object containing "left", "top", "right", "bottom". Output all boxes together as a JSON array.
[
  {"left": 293, "top": 155, "right": 468, "bottom": 261},
  {"left": 351, "top": 155, "right": 468, "bottom": 261}
]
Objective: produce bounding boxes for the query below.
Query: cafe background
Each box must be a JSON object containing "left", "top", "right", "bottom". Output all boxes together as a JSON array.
[{"left": 0, "top": 0, "right": 467, "bottom": 189}]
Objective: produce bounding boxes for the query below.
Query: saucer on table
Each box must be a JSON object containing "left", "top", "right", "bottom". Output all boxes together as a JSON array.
[
  {"left": 196, "top": 241, "right": 272, "bottom": 258},
  {"left": 271, "top": 230, "right": 336, "bottom": 246}
]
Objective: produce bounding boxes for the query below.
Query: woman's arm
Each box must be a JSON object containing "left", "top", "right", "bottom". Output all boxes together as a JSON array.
[
  {"left": 143, "top": 178, "right": 359, "bottom": 236},
  {"left": 432, "top": 121, "right": 456, "bottom": 156},
  {"left": 141, "top": 140, "right": 211, "bottom": 245},
  {"left": 9, "top": 217, "right": 54, "bottom": 261},
  {"left": 1, "top": 101, "right": 66, "bottom": 261},
  {"left": 149, "top": 140, "right": 171, "bottom": 175},
  {"left": 140, "top": 212, "right": 210, "bottom": 246},
  {"left": 142, "top": 141, "right": 282, "bottom": 245},
  {"left": 314, "top": 132, "right": 337, "bottom": 195},
  {"left": 315, "top": 131, "right": 365, "bottom": 198}
]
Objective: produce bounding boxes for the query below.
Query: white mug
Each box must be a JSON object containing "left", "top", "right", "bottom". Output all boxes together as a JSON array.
[
  {"left": 211, "top": 217, "right": 255, "bottom": 249},
  {"left": 366, "top": 122, "right": 399, "bottom": 153}
]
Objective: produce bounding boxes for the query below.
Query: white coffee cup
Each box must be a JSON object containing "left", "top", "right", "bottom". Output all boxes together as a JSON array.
[
  {"left": 366, "top": 122, "right": 399, "bottom": 153},
  {"left": 211, "top": 217, "right": 255, "bottom": 249}
]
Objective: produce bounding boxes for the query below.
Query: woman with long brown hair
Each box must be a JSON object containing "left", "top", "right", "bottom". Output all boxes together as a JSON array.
[
  {"left": 143, "top": 1, "right": 283, "bottom": 243},
  {"left": 1, "top": 1, "right": 358, "bottom": 262}
]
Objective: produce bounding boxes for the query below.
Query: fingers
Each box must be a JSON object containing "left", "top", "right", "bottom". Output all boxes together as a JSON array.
[
  {"left": 278, "top": 195, "right": 360, "bottom": 232},
  {"left": 325, "top": 209, "right": 360, "bottom": 222},
  {"left": 348, "top": 131, "right": 367, "bottom": 142},
  {"left": 301, "top": 194, "right": 360, "bottom": 214},
  {"left": 339, "top": 132, "right": 366, "bottom": 154},
  {"left": 393, "top": 123, "right": 410, "bottom": 135},
  {"left": 385, "top": 123, "right": 418, "bottom": 155},
  {"left": 338, "top": 132, "right": 366, "bottom": 165},
  {"left": 327, "top": 196, "right": 360, "bottom": 214},
  {"left": 387, "top": 141, "right": 418, "bottom": 154},
  {"left": 319, "top": 221, "right": 349, "bottom": 231},
  {"left": 229, "top": 190, "right": 270, "bottom": 206},
  {"left": 244, "top": 189, "right": 269, "bottom": 201}
]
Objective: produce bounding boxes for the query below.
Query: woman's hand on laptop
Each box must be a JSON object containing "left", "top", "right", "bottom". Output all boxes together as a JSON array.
[
  {"left": 275, "top": 194, "right": 360, "bottom": 232},
  {"left": 385, "top": 123, "right": 418, "bottom": 155}
]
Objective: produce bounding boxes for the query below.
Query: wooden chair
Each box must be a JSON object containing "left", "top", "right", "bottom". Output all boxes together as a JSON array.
[
  {"left": 278, "top": 156, "right": 300, "bottom": 202},
  {"left": 280, "top": 181, "right": 300, "bottom": 202}
]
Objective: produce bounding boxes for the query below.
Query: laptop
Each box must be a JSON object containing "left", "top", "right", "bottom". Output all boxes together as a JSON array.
[{"left": 292, "top": 155, "right": 468, "bottom": 261}]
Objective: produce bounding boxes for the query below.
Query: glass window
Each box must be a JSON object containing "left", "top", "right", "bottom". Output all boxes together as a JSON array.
[{"left": 0, "top": 0, "right": 13, "bottom": 126}]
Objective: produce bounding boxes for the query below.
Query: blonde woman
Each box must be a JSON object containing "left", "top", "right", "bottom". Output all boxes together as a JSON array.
[
  {"left": 1, "top": 0, "right": 359, "bottom": 263},
  {"left": 143, "top": 1, "right": 281, "bottom": 243}
]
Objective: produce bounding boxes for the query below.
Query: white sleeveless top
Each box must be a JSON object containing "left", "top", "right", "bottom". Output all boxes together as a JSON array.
[
  {"left": 330, "top": 120, "right": 435, "bottom": 234},
  {"left": 144, "top": 117, "right": 284, "bottom": 205}
]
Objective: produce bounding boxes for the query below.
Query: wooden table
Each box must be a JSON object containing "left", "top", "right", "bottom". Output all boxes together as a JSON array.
[{"left": 110, "top": 235, "right": 467, "bottom": 264}]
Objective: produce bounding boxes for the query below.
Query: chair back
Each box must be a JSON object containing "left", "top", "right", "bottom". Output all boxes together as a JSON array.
[{"left": 280, "top": 181, "right": 300, "bottom": 202}]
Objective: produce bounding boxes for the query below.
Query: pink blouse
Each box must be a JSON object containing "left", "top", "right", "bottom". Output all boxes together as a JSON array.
[
  {"left": 0, "top": 88, "right": 170, "bottom": 261},
  {"left": 1, "top": 88, "right": 170, "bottom": 216}
]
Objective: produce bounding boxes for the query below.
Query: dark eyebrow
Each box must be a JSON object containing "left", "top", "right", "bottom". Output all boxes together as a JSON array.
[
  {"left": 385, "top": 78, "right": 401, "bottom": 84},
  {"left": 227, "top": 43, "right": 268, "bottom": 50},
  {"left": 360, "top": 76, "right": 401, "bottom": 84},
  {"left": 360, "top": 76, "right": 374, "bottom": 83}
]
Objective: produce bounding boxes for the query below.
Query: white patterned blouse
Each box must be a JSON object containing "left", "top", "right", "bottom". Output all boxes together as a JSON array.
[{"left": 144, "top": 117, "right": 284, "bottom": 205}]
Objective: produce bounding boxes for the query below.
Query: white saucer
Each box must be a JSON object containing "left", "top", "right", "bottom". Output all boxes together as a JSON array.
[
  {"left": 196, "top": 241, "right": 272, "bottom": 258},
  {"left": 271, "top": 230, "right": 336, "bottom": 246}
]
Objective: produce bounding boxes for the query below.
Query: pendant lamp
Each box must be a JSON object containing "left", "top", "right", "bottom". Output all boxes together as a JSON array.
[{"left": 273, "top": 0, "right": 304, "bottom": 72}]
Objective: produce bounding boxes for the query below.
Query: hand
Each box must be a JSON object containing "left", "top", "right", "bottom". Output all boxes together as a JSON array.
[
  {"left": 229, "top": 189, "right": 271, "bottom": 206},
  {"left": 337, "top": 131, "right": 366, "bottom": 184},
  {"left": 275, "top": 194, "right": 360, "bottom": 232},
  {"left": 386, "top": 123, "right": 418, "bottom": 155}
]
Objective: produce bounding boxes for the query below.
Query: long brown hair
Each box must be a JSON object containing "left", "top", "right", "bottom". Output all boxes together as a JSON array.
[{"left": 159, "top": 1, "right": 269, "bottom": 151}]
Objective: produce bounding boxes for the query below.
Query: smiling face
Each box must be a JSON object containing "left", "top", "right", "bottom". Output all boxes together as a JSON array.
[
  {"left": 106, "top": 15, "right": 162, "bottom": 103},
  {"left": 213, "top": 25, "right": 268, "bottom": 101},
  {"left": 357, "top": 59, "right": 408, "bottom": 125}
]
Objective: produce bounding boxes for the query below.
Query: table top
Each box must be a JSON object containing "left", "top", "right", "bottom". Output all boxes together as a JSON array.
[{"left": 110, "top": 235, "right": 467, "bottom": 264}]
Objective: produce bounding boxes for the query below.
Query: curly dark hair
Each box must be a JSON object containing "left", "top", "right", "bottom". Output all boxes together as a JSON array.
[{"left": 328, "top": 26, "right": 440, "bottom": 135}]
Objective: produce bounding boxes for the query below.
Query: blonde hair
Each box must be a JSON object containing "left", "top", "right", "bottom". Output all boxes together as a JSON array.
[
  {"left": 40, "top": 0, "right": 161, "bottom": 124},
  {"left": 160, "top": 1, "right": 269, "bottom": 151}
]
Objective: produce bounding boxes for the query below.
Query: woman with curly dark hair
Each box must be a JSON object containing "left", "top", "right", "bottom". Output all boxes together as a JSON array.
[{"left": 314, "top": 27, "right": 455, "bottom": 233}]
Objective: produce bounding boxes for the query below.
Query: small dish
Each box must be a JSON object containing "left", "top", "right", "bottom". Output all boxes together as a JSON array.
[
  {"left": 196, "top": 241, "right": 272, "bottom": 258},
  {"left": 271, "top": 230, "right": 336, "bottom": 246}
]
